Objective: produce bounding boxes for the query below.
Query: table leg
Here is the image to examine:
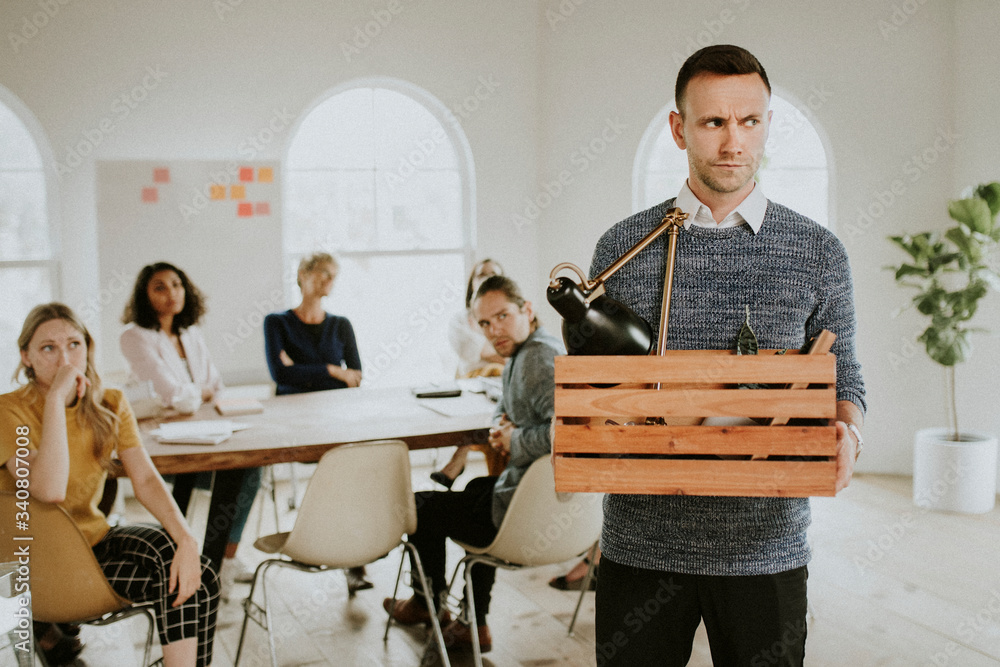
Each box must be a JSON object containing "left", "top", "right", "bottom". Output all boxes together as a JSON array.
[{"left": 202, "top": 468, "right": 248, "bottom": 573}]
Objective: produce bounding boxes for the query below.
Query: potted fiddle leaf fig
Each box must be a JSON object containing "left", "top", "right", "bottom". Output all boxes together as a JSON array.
[{"left": 888, "top": 182, "right": 1000, "bottom": 513}]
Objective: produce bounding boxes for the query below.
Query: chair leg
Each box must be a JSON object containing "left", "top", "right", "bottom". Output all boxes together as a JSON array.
[
  {"left": 383, "top": 544, "right": 407, "bottom": 641},
  {"left": 462, "top": 556, "right": 484, "bottom": 667},
  {"left": 140, "top": 606, "right": 157, "bottom": 667},
  {"left": 235, "top": 561, "right": 275, "bottom": 667},
  {"left": 404, "top": 542, "right": 452, "bottom": 667},
  {"left": 568, "top": 541, "right": 599, "bottom": 636}
]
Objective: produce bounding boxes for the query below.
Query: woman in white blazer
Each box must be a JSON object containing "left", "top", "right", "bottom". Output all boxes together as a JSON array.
[
  {"left": 120, "top": 262, "right": 258, "bottom": 592},
  {"left": 120, "top": 263, "right": 222, "bottom": 408}
]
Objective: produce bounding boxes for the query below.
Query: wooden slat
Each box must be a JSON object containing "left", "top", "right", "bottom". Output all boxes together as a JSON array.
[
  {"left": 555, "top": 352, "right": 835, "bottom": 385},
  {"left": 555, "top": 387, "right": 837, "bottom": 419},
  {"left": 553, "top": 457, "right": 838, "bottom": 497},
  {"left": 769, "top": 330, "right": 838, "bottom": 426},
  {"left": 553, "top": 424, "right": 837, "bottom": 456}
]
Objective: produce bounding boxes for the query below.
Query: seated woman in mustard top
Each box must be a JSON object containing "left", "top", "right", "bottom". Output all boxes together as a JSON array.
[
  {"left": 120, "top": 262, "right": 260, "bottom": 588},
  {"left": 0, "top": 303, "right": 219, "bottom": 667}
]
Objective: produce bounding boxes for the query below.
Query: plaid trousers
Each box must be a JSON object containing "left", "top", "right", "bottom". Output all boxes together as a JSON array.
[{"left": 92, "top": 524, "right": 220, "bottom": 667}]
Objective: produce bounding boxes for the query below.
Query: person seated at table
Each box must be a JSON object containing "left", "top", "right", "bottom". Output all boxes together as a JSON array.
[
  {"left": 1, "top": 303, "right": 219, "bottom": 667},
  {"left": 120, "top": 262, "right": 262, "bottom": 589},
  {"left": 384, "top": 275, "right": 565, "bottom": 653},
  {"left": 263, "top": 252, "right": 362, "bottom": 395},
  {"left": 431, "top": 258, "right": 508, "bottom": 489},
  {"left": 263, "top": 251, "right": 369, "bottom": 591}
]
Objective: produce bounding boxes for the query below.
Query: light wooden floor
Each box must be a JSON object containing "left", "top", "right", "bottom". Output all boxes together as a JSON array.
[{"left": 72, "top": 457, "right": 1000, "bottom": 667}]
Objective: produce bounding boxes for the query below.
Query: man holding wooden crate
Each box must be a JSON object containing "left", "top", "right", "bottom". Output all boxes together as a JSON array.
[{"left": 590, "top": 45, "right": 866, "bottom": 666}]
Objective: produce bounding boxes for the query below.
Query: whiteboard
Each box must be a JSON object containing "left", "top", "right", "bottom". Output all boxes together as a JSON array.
[{"left": 96, "top": 160, "right": 284, "bottom": 386}]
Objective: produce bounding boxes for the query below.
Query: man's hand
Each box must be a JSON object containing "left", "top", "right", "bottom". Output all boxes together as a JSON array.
[
  {"left": 834, "top": 400, "right": 864, "bottom": 493},
  {"left": 489, "top": 414, "right": 514, "bottom": 455}
]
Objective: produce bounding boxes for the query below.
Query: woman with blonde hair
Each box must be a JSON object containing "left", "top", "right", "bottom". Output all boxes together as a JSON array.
[{"left": 0, "top": 303, "right": 219, "bottom": 666}]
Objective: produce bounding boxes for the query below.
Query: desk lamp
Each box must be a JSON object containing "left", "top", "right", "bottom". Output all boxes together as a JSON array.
[{"left": 547, "top": 207, "right": 688, "bottom": 356}]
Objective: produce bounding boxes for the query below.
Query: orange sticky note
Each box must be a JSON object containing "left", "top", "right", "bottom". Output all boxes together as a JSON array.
[
  {"left": 153, "top": 168, "right": 170, "bottom": 183},
  {"left": 258, "top": 167, "right": 273, "bottom": 183},
  {"left": 210, "top": 185, "right": 226, "bottom": 200},
  {"left": 255, "top": 202, "right": 271, "bottom": 216},
  {"left": 141, "top": 187, "right": 158, "bottom": 203},
  {"left": 239, "top": 167, "right": 254, "bottom": 182},
  {"left": 237, "top": 202, "right": 253, "bottom": 217},
  {"left": 230, "top": 185, "right": 246, "bottom": 199}
]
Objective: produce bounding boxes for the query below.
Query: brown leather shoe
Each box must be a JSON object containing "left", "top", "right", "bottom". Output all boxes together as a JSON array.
[
  {"left": 383, "top": 596, "right": 451, "bottom": 626},
  {"left": 442, "top": 619, "right": 492, "bottom": 653}
]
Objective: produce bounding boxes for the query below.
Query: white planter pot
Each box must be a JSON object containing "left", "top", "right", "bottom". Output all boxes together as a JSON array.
[{"left": 913, "top": 428, "right": 998, "bottom": 514}]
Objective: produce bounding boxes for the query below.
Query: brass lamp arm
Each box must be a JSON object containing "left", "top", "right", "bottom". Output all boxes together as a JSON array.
[{"left": 548, "top": 207, "right": 688, "bottom": 308}]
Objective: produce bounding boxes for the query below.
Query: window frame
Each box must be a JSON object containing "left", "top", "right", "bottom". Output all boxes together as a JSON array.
[
  {"left": 0, "top": 85, "right": 61, "bottom": 338},
  {"left": 281, "top": 77, "right": 477, "bottom": 386}
]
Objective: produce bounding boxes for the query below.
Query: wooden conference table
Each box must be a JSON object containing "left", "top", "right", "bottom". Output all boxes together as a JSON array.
[{"left": 140, "top": 385, "right": 496, "bottom": 570}]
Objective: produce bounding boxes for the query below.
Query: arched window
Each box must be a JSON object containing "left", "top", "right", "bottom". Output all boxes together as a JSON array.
[
  {"left": 284, "top": 79, "right": 474, "bottom": 387},
  {"left": 633, "top": 92, "right": 831, "bottom": 227},
  {"left": 0, "top": 91, "right": 57, "bottom": 376}
]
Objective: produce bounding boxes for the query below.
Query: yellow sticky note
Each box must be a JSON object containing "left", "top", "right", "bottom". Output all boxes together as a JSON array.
[
  {"left": 231, "top": 185, "right": 246, "bottom": 200},
  {"left": 210, "top": 185, "right": 226, "bottom": 200},
  {"left": 258, "top": 167, "right": 273, "bottom": 183}
]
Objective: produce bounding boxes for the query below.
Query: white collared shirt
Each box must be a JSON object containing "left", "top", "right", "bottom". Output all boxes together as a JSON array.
[{"left": 674, "top": 180, "right": 767, "bottom": 234}]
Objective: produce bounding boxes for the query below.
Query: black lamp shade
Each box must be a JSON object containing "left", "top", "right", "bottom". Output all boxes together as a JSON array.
[{"left": 547, "top": 276, "right": 652, "bottom": 356}]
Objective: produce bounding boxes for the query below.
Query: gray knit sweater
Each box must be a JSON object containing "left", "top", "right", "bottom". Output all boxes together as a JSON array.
[{"left": 590, "top": 198, "right": 866, "bottom": 575}]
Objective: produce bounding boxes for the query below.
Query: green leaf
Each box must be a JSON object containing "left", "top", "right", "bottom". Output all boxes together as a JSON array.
[
  {"left": 736, "top": 305, "right": 758, "bottom": 356},
  {"left": 945, "top": 227, "right": 982, "bottom": 264},
  {"left": 975, "top": 182, "right": 1000, "bottom": 217},
  {"left": 949, "top": 197, "right": 992, "bottom": 234},
  {"left": 894, "top": 264, "right": 929, "bottom": 281}
]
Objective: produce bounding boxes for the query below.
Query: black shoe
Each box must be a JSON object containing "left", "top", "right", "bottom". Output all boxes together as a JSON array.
[
  {"left": 35, "top": 623, "right": 85, "bottom": 666},
  {"left": 430, "top": 466, "right": 465, "bottom": 490},
  {"left": 345, "top": 566, "right": 374, "bottom": 596},
  {"left": 548, "top": 562, "right": 598, "bottom": 591}
]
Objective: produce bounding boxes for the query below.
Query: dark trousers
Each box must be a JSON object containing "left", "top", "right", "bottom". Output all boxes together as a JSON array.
[
  {"left": 595, "top": 556, "right": 808, "bottom": 667},
  {"left": 408, "top": 476, "right": 499, "bottom": 624}
]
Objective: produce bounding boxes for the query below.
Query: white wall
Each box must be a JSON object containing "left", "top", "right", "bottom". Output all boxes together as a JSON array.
[{"left": 1, "top": 0, "right": 997, "bottom": 476}]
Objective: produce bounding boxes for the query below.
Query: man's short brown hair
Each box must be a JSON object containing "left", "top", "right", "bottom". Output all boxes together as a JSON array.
[{"left": 675, "top": 45, "right": 770, "bottom": 116}]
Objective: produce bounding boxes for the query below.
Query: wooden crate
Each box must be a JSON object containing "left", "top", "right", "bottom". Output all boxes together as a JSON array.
[{"left": 552, "top": 350, "right": 838, "bottom": 497}]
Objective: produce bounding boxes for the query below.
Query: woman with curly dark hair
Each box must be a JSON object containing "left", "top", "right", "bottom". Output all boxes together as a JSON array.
[
  {"left": 120, "top": 262, "right": 259, "bottom": 593},
  {"left": 120, "top": 262, "right": 222, "bottom": 409}
]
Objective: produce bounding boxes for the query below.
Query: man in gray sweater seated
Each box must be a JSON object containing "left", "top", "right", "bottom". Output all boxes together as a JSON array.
[
  {"left": 384, "top": 275, "right": 565, "bottom": 654},
  {"left": 591, "top": 45, "right": 866, "bottom": 666}
]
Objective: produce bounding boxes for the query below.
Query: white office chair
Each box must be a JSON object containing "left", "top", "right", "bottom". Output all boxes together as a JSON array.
[
  {"left": 234, "top": 440, "right": 451, "bottom": 667},
  {"left": 446, "top": 455, "right": 604, "bottom": 667}
]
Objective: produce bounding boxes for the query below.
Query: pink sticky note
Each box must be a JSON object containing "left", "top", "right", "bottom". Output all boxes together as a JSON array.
[
  {"left": 153, "top": 168, "right": 170, "bottom": 183},
  {"left": 237, "top": 202, "right": 253, "bottom": 217},
  {"left": 239, "top": 167, "right": 254, "bottom": 182},
  {"left": 142, "top": 187, "right": 158, "bottom": 203},
  {"left": 255, "top": 202, "right": 271, "bottom": 216}
]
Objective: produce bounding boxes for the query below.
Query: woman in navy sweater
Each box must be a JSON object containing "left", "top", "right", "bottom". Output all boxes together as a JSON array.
[
  {"left": 263, "top": 251, "right": 370, "bottom": 591},
  {"left": 263, "top": 253, "right": 362, "bottom": 396}
]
